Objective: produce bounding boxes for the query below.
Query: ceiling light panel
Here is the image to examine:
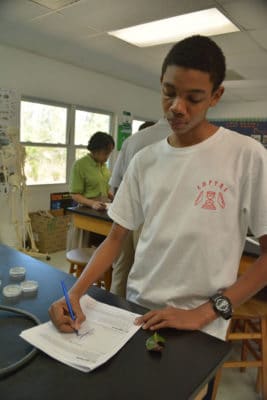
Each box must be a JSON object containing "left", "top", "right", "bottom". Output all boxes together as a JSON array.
[{"left": 109, "top": 8, "right": 239, "bottom": 47}]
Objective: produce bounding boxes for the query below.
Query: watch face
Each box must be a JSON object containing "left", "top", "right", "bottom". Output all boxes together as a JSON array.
[
  {"left": 216, "top": 297, "right": 230, "bottom": 312},
  {"left": 211, "top": 294, "right": 232, "bottom": 320}
]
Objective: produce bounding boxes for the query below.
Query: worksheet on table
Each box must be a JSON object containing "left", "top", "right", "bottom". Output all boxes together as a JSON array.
[{"left": 20, "top": 295, "right": 141, "bottom": 372}]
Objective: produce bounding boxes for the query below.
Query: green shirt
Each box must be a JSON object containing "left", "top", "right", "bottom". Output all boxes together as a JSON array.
[{"left": 69, "top": 154, "right": 111, "bottom": 198}]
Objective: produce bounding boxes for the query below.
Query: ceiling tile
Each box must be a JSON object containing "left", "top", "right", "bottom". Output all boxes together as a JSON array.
[
  {"left": 227, "top": 50, "right": 267, "bottom": 69},
  {"left": 30, "top": 0, "right": 80, "bottom": 11},
  {"left": 233, "top": 65, "right": 267, "bottom": 80},
  {"left": 59, "top": 0, "right": 216, "bottom": 32},
  {"left": 29, "top": 11, "right": 98, "bottom": 37},
  {"left": 211, "top": 32, "right": 261, "bottom": 55},
  {"left": 249, "top": 28, "right": 267, "bottom": 51},
  {"left": 222, "top": 0, "right": 267, "bottom": 30},
  {"left": 0, "top": 0, "right": 50, "bottom": 22}
]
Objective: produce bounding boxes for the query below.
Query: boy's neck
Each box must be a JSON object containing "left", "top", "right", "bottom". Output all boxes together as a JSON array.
[{"left": 168, "top": 121, "right": 218, "bottom": 148}]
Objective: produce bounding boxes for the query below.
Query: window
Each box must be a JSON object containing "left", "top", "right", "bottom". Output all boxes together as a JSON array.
[
  {"left": 20, "top": 99, "right": 113, "bottom": 185},
  {"left": 74, "top": 108, "right": 112, "bottom": 163},
  {"left": 74, "top": 109, "right": 111, "bottom": 145},
  {"left": 132, "top": 119, "right": 145, "bottom": 134},
  {"left": 20, "top": 100, "right": 68, "bottom": 185},
  {"left": 75, "top": 148, "right": 88, "bottom": 161}
]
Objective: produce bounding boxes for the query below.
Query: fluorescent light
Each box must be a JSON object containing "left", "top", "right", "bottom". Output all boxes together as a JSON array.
[{"left": 108, "top": 8, "right": 239, "bottom": 47}]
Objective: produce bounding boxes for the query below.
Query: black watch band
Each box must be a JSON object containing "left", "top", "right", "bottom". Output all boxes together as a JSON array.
[{"left": 210, "top": 293, "right": 232, "bottom": 320}]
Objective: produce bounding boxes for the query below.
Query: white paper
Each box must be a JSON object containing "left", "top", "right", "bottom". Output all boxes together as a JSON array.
[{"left": 20, "top": 295, "right": 141, "bottom": 372}]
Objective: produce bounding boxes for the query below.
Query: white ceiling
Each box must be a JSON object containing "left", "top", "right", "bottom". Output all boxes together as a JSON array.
[{"left": 1, "top": 0, "right": 267, "bottom": 103}]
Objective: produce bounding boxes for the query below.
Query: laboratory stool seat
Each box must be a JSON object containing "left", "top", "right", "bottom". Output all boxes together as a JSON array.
[{"left": 66, "top": 247, "right": 112, "bottom": 291}]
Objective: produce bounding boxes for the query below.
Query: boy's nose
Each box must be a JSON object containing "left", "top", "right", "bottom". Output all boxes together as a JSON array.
[{"left": 170, "top": 96, "right": 186, "bottom": 114}]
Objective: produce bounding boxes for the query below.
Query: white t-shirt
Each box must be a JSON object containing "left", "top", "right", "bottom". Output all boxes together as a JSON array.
[
  {"left": 108, "top": 127, "right": 267, "bottom": 340},
  {"left": 110, "top": 118, "right": 172, "bottom": 189}
]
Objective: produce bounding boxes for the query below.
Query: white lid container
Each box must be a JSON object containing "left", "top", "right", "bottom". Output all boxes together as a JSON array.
[
  {"left": 3, "top": 284, "right": 22, "bottom": 298},
  {"left": 9, "top": 266, "right": 26, "bottom": 280},
  {"left": 20, "top": 280, "right": 38, "bottom": 294}
]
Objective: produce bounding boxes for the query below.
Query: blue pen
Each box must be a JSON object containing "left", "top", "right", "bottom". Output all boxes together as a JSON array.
[{"left": 61, "top": 280, "right": 79, "bottom": 335}]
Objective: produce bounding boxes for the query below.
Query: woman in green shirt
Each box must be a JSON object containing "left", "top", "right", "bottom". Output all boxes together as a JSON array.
[{"left": 69, "top": 132, "right": 114, "bottom": 210}]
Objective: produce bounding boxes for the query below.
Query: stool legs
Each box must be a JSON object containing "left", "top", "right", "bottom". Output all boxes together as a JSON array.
[
  {"left": 262, "top": 317, "right": 267, "bottom": 399},
  {"left": 76, "top": 265, "right": 85, "bottom": 278},
  {"left": 211, "top": 368, "right": 222, "bottom": 400},
  {"left": 68, "top": 260, "right": 112, "bottom": 291},
  {"left": 240, "top": 320, "right": 249, "bottom": 372},
  {"left": 69, "top": 262, "right": 76, "bottom": 275},
  {"left": 68, "top": 262, "right": 86, "bottom": 278},
  {"left": 212, "top": 315, "right": 267, "bottom": 399}
]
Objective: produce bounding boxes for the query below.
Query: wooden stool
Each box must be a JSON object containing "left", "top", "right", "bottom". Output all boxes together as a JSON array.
[
  {"left": 212, "top": 297, "right": 267, "bottom": 399},
  {"left": 66, "top": 247, "right": 112, "bottom": 290},
  {"left": 212, "top": 254, "right": 267, "bottom": 399},
  {"left": 67, "top": 248, "right": 94, "bottom": 277}
]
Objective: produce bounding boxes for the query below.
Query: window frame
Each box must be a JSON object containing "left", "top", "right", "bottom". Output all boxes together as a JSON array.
[
  {"left": 72, "top": 105, "right": 113, "bottom": 169},
  {"left": 20, "top": 96, "right": 114, "bottom": 187}
]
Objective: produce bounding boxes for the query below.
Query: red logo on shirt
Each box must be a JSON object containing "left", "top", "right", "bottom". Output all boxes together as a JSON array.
[{"left": 194, "top": 180, "right": 228, "bottom": 210}]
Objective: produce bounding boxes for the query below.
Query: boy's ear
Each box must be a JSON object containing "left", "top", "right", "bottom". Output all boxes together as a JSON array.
[{"left": 210, "top": 86, "right": 224, "bottom": 107}]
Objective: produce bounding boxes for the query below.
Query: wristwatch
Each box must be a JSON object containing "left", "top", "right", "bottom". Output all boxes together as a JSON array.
[{"left": 210, "top": 293, "right": 233, "bottom": 320}]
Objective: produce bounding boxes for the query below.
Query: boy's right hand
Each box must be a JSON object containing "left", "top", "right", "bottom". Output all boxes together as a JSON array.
[{"left": 48, "top": 295, "right": 86, "bottom": 333}]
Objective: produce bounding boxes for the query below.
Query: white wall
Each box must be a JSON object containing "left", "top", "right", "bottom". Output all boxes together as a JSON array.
[
  {"left": 0, "top": 43, "right": 161, "bottom": 211},
  {"left": 0, "top": 44, "right": 161, "bottom": 117}
]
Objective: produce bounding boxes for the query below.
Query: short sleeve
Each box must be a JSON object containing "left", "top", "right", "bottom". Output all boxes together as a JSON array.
[
  {"left": 242, "top": 144, "right": 267, "bottom": 238},
  {"left": 69, "top": 162, "right": 84, "bottom": 194}
]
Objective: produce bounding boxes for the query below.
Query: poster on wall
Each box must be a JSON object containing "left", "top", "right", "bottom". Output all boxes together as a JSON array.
[
  {"left": 0, "top": 88, "right": 21, "bottom": 247},
  {"left": 0, "top": 88, "right": 20, "bottom": 192},
  {"left": 117, "top": 110, "right": 132, "bottom": 150},
  {"left": 209, "top": 118, "right": 267, "bottom": 148},
  {"left": 0, "top": 88, "right": 19, "bottom": 145}
]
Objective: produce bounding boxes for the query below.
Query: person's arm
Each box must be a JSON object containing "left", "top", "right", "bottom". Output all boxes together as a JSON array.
[
  {"left": 49, "top": 223, "right": 129, "bottom": 332},
  {"left": 70, "top": 160, "right": 106, "bottom": 209},
  {"left": 135, "top": 235, "right": 267, "bottom": 331},
  {"left": 71, "top": 193, "right": 106, "bottom": 210},
  {"left": 109, "top": 140, "right": 128, "bottom": 192}
]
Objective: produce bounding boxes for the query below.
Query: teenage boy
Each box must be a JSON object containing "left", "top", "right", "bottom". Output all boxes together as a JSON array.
[{"left": 49, "top": 35, "right": 267, "bottom": 347}]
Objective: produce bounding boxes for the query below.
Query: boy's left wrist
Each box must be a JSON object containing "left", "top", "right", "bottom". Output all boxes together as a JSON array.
[{"left": 196, "top": 301, "right": 218, "bottom": 328}]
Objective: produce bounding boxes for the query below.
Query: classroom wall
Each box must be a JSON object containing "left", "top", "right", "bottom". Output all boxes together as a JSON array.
[{"left": 1, "top": 43, "right": 267, "bottom": 212}]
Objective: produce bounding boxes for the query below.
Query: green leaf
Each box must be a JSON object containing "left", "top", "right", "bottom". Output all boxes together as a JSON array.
[
  {"left": 153, "top": 332, "right": 166, "bottom": 344},
  {"left": 146, "top": 332, "right": 166, "bottom": 352}
]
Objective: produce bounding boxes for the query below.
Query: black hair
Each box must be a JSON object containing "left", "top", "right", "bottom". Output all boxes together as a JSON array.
[
  {"left": 138, "top": 121, "right": 156, "bottom": 131},
  {"left": 161, "top": 35, "right": 226, "bottom": 91},
  {"left": 87, "top": 131, "right": 115, "bottom": 152}
]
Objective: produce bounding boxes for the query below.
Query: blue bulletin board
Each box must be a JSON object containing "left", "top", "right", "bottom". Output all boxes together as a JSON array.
[{"left": 209, "top": 118, "right": 267, "bottom": 148}]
